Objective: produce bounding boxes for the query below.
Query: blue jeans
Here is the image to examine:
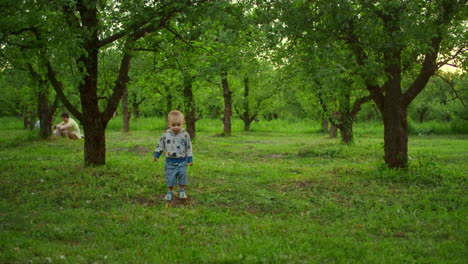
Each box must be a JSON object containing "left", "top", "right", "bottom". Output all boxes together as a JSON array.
[{"left": 164, "top": 162, "right": 188, "bottom": 187}]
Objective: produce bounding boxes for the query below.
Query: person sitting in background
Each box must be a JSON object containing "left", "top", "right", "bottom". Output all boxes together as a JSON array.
[{"left": 53, "top": 112, "right": 82, "bottom": 139}]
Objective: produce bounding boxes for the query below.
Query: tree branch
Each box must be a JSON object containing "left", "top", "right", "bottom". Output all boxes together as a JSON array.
[
  {"left": 97, "top": 0, "right": 190, "bottom": 48},
  {"left": 437, "top": 48, "right": 466, "bottom": 68},
  {"left": 102, "top": 51, "right": 132, "bottom": 122},
  {"left": 165, "top": 24, "right": 193, "bottom": 47},
  {"left": 434, "top": 73, "right": 465, "bottom": 107},
  {"left": 402, "top": 36, "right": 442, "bottom": 107},
  {"left": 46, "top": 62, "right": 83, "bottom": 121},
  {"left": 101, "top": 7, "right": 181, "bottom": 123},
  {"left": 351, "top": 95, "right": 372, "bottom": 119}
]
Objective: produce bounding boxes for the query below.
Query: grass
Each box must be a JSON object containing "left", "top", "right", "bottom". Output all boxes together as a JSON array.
[
  {"left": 0, "top": 118, "right": 467, "bottom": 263},
  {"left": 106, "top": 117, "right": 324, "bottom": 134}
]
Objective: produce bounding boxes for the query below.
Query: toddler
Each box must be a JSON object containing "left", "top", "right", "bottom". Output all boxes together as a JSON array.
[{"left": 153, "top": 110, "right": 193, "bottom": 200}]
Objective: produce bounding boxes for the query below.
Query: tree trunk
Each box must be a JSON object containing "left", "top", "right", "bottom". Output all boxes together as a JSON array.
[
  {"left": 339, "top": 94, "right": 371, "bottom": 144},
  {"left": 82, "top": 117, "right": 107, "bottom": 165},
  {"left": 167, "top": 93, "right": 173, "bottom": 115},
  {"left": 27, "top": 64, "right": 57, "bottom": 138},
  {"left": 132, "top": 105, "right": 139, "bottom": 120},
  {"left": 24, "top": 109, "right": 35, "bottom": 130},
  {"left": 81, "top": 79, "right": 107, "bottom": 165},
  {"left": 418, "top": 107, "right": 428, "bottom": 123},
  {"left": 183, "top": 75, "right": 196, "bottom": 139},
  {"left": 132, "top": 100, "right": 143, "bottom": 119},
  {"left": 242, "top": 76, "right": 251, "bottom": 131},
  {"left": 122, "top": 86, "right": 130, "bottom": 133},
  {"left": 76, "top": 1, "right": 108, "bottom": 165},
  {"left": 38, "top": 85, "right": 58, "bottom": 139},
  {"left": 244, "top": 114, "right": 256, "bottom": 132},
  {"left": 339, "top": 119, "right": 353, "bottom": 144},
  {"left": 322, "top": 119, "right": 329, "bottom": 134},
  {"left": 221, "top": 71, "right": 232, "bottom": 136},
  {"left": 39, "top": 111, "right": 55, "bottom": 138},
  {"left": 330, "top": 124, "right": 337, "bottom": 138},
  {"left": 382, "top": 103, "right": 408, "bottom": 168}
]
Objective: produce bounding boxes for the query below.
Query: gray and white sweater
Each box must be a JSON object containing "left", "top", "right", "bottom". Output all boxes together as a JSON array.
[{"left": 154, "top": 129, "right": 193, "bottom": 163}]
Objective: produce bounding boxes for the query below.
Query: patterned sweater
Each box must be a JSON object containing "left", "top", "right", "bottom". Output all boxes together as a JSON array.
[{"left": 154, "top": 129, "right": 193, "bottom": 163}]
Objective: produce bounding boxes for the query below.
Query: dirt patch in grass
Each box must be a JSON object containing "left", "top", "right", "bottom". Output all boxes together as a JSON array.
[
  {"left": 297, "top": 147, "right": 344, "bottom": 158},
  {"left": 112, "top": 145, "right": 150, "bottom": 154},
  {"left": 129, "top": 145, "right": 149, "bottom": 154},
  {"left": 131, "top": 195, "right": 193, "bottom": 208}
]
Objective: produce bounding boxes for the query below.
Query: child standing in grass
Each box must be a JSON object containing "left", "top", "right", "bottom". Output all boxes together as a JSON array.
[{"left": 153, "top": 110, "right": 193, "bottom": 200}]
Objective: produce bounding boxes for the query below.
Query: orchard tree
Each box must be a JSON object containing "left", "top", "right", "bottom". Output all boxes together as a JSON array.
[
  {"left": 27, "top": 64, "right": 59, "bottom": 138},
  {"left": 234, "top": 59, "right": 278, "bottom": 131},
  {"left": 1, "top": 0, "right": 206, "bottom": 165},
  {"left": 268, "top": 0, "right": 467, "bottom": 168},
  {"left": 198, "top": 1, "right": 253, "bottom": 136},
  {"left": 281, "top": 46, "right": 371, "bottom": 144},
  {"left": 153, "top": 32, "right": 207, "bottom": 139},
  {"left": 0, "top": 31, "right": 59, "bottom": 136}
]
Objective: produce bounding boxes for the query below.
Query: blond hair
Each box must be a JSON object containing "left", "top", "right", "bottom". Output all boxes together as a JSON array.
[{"left": 167, "top": 110, "right": 185, "bottom": 124}]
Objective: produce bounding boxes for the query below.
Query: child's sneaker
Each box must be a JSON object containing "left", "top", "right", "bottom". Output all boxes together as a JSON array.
[
  {"left": 164, "top": 192, "right": 173, "bottom": 201},
  {"left": 179, "top": 190, "right": 187, "bottom": 199}
]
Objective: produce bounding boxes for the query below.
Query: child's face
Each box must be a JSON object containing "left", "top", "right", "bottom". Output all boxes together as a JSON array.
[{"left": 168, "top": 118, "right": 183, "bottom": 133}]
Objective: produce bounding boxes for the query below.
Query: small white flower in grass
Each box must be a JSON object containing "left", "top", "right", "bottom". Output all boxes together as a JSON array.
[
  {"left": 59, "top": 256, "right": 66, "bottom": 260},
  {"left": 45, "top": 257, "right": 52, "bottom": 263}
]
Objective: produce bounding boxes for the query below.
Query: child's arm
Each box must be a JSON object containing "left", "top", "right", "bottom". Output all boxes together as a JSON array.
[
  {"left": 185, "top": 132, "right": 193, "bottom": 166},
  {"left": 153, "top": 134, "right": 165, "bottom": 162}
]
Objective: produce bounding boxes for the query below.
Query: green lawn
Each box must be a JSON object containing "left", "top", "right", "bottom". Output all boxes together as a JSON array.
[{"left": 0, "top": 127, "right": 466, "bottom": 263}]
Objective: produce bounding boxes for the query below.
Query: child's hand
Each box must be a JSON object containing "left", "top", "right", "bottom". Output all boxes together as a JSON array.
[
  {"left": 187, "top": 162, "right": 193, "bottom": 166},
  {"left": 153, "top": 157, "right": 158, "bottom": 162}
]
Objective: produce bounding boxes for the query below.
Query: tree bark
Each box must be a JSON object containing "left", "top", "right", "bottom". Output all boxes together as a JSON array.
[
  {"left": 130, "top": 93, "right": 145, "bottom": 119},
  {"left": 322, "top": 119, "right": 329, "bottom": 134},
  {"left": 28, "top": 63, "right": 58, "bottom": 138},
  {"left": 82, "top": 117, "right": 107, "bottom": 165},
  {"left": 122, "top": 86, "right": 130, "bottom": 133},
  {"left": 23, "top": 109, "right": 35, "bottom": 130},
  {"left": 329, "top": 124, "right": 337, "bottom": 138},
  {"left": 382, "top": 102, "right": 408, "bottom": 168},
  {"left": 183, "top": 75, "right": 196, "bottom": 139},
  {"left": 167, "top": 93, "right": 173, "bottom": 115},
  {"left": 38, "top": 88, "right": 58, "bottom": 139},
  {"left": 418, "top": 107, "right": 428, "bottom": 123},
  {"left": 339, "top": 116, "right": 353, "bottom": 144},
  {"left": 241, "top": 76, "right": 255, "bottom": 131},
  {"left": 221, "top": 71, "right": 232, "bottom": 136},
  {"left": 340, "top": 94, "right": 372, "bottom": 144}
]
